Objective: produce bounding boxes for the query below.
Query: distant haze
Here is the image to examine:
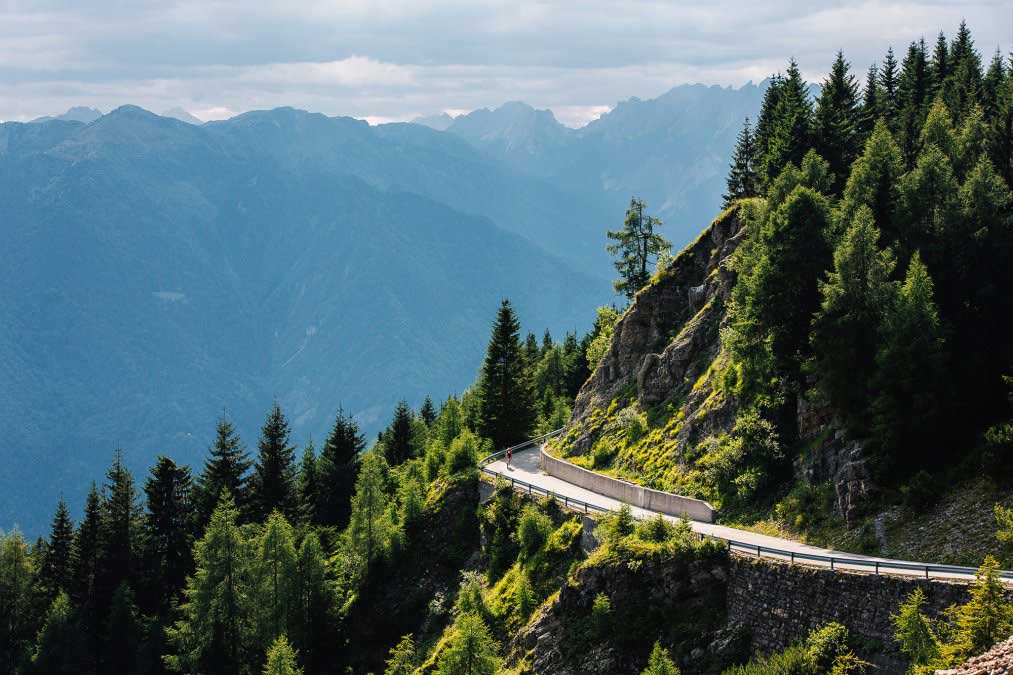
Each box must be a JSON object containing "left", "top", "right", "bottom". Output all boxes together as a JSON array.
[{"left": 0, "top": 2, "right": 1009, "bottom": 125}]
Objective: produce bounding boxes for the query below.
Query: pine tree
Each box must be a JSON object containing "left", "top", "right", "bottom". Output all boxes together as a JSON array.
[
  {"left": 859, "top": 63, "right": 882, "bottom": 139},
  {"left": 263, "top": 635, "right": 302, "bottom": 675},
  {"left": 840, "top": 119, "right": 904, "bottom": 242},
  {"left": 142, "top": 456, "right": 193, "bottom": 612},
  {"left": 811, "top": 206, "right": 897, "bottom": 424},
  {"left": 878, "top": 47, "right": 900, "bottom": 129},
  {"left": 347, "top": 452, "right": 394, "bottom": 567},
  {"left": 642, "top": 642, "right": 680, "bottom": 675},
  {"left": 197, "top": 415, "right": 252, "bottom": 526},
  {"left": 437, "top": 612, "right": 499, "bottom": 675},
  {"left": 723, "top": 117, "right": 758, "bottom": 205},
  {"left": 383, "top": 400, "right": 416, "bottom": 466},
  {"left": 165, "top": 493, "right": 253, "bottom": 675},
  {"left": 815, "top": 52, "right": 861, "bottom": 193},
  {"left": 606, "top": 198, "right": 671, "bottom": 299},
  {"left": 477, "top": 300, "right": 537, "bottom": 449},
  {"left": 42, "top": 498, "right": 75, "bottom": 599},
  {"left": 420, "top": 396, "right": 437, "bottom": 427},
  {"left": 296, "top": 439, "right": 318, "bottom": 524},
  {"left": 871, "top": 253, "right": 946, "bottom": 469},
  {"left": 252, "top": 403, "right": 299, "bottom": 522},
  {"left": 317, "top": 407, "right": 365, "bottom": 529}
]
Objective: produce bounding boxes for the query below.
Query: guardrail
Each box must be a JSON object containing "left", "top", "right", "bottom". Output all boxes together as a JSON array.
[{"left": 479, "top": 432, "right": 1013, "bottom": 582}]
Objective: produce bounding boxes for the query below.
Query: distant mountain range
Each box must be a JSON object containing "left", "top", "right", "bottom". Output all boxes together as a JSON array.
[{"left": 3, "top": 81, "right": 778, "bottom": 532}]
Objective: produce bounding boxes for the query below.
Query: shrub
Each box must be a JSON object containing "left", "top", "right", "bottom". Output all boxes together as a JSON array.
[
  {"left": 642, "top": 642, "right": 680, "bottom": 675},
  {"left": 516, "top": 505, "right": 553, "bottom": 559},
  {"left": 901, "top": 470, "right": 939, "bottom": 510},
  {"left": 635, "top": 514, "right": 677, "bottom": 543},
  {"left": 592, "top": 440, "right": 617, "bottom": 468},
  {"left": 454, "top": 571, "right": 487, "bottom": 617},
  {"left": 597, "top": 504, "right": 637, "bottom": 545},
  {"left": 515, "top": 569, "right": 535, "bottom": 619}
]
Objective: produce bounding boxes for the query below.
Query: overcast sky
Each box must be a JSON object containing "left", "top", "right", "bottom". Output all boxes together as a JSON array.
[{"left": 1, "top": 1, "right": 1009, "bottom": 126}]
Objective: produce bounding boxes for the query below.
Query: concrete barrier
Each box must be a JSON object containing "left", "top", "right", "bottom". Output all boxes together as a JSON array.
[{"left": 540, "top": 446, "right": 717, "bottom": 523}]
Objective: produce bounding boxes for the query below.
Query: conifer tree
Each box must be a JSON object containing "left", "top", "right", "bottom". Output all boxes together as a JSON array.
[
  {"left": 254, "top": 513, "right": 298, "bottom": 658},
  {"left": 296, "top": 439, "right": 318, "bottom": 524},
  {"left": 0, "top": 529, "right": 37, "bottom": 673},
  {"left": 263, "top": 636, "right": 302, "bottom": 675},
  {"left": 897, "top": 39, "right": 931, "bottom": 165},
  {"left": 292, "top": 533, "right": 330, "bottom": 672},
  {"left": 436, "top": 396, "right": 464, "bottom": 446},
  {"left": 759, "top": 59, "right": 814, "bottom": 185},
  {"left": 197, "top": 415, "right": 252, "bottom": 526},
  {"left": 985, "top": 64, "right": 1012, "bottom": 192},
  {"left": 859, "top": 63, "right": 881, "bottom": 139},
  {"left": 420, "top": 395, "right": 437, "bottom": 427},
  {"left": 478, "top": 300, "right": 537, "bottom": 449},
  {"left": 642, "top": 642, "right": 680, "bottom": 675},
  {"left": 754, "top": 74, "right": 786, "bottom": 185},
  {"left": 437, "top": 612, "right": 499, "bottom": 675},
  {"left": 723, "top": 117, "right": 758, "bottom": 205},
  {"left": 815, "top": 52, "right": 861, "bottom": 193},
  {"left": 165, "top": 493, "right": 253, "bottom": 675},
  {"left": 42, "top": 498, "right": 75, "bottom": 599},
  {"left": 347, "top": 452, "right": 393, "bottom": 567},
  {"left": 317, "top": 407, "right": 365, "bottom": 529},
  {"left": 541, "top": 328, "right": 554, "bottom": 354},
  {"left": 930, "top": 31, "right": 950, "bottom": 94},
  {"left": 142, "top": 456, "right": 193, "bottom": 612},
  {"left": 840, "top": 119, "right": 904, "bottom": 242},
  {"left": 945, "top": 21, "right": 983, "bottom": 122},
  {"left": 919, "top": 97, "right": 957, "bottom": 160},
  {"left": 72, "top": 483, "right": 102, "bottom": 607},
  {"left": 811, "top": 206, "right": 897, "bottom": 424},
  {"left": 878, "top": 47, "right": 900, "bottom": 128},
  {"left": 252, "top": 403, "right": 299, "bottom": 522},
  {"left": 102, "top": 582, "right": 142, "bottom": 674},
  {"left": 871, "top": 253, "right": 945, "bottom": 468},
  {"left": 982, "top": 49, "right": 1008, "bottom": 121},
  {"left": 383, "top": 400, "right": 416, "bottom": 466},
  {"left": 523, "top": 331, "right": 540, "bottom": 365},
  {"left": 897, "top": 144, "right": 959, "bottom": 263},
  {"left": 385, "top": 634, "right": 417, "bottom": 675},
  {"left": 30, "top": 592, "right": 82, "bottom": 675},
  {"left": 96, "top": 450, "right": 141, "bottom": 610},
  {"left": 606, "top": 198, "right": 671, "bottom": 299}
]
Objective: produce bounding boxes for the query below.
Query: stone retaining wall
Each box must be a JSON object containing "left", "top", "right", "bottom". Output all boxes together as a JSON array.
[{"left": 539, "top": 446, "right": 717, "bottom": 522}]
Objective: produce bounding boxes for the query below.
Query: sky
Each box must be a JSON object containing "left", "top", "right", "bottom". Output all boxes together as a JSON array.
[{"left": 0, "top": 1, "right": 1010, "bottom": 127}]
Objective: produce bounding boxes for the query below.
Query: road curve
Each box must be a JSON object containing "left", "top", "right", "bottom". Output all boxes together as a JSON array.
[{"left": 483, "top": 445, "right": 1010, "bottom": 583}]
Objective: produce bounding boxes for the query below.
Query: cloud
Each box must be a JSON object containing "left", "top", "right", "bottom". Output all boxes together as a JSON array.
[{"left": 0, "top": 1, "right": 1009, "bottom": 125}]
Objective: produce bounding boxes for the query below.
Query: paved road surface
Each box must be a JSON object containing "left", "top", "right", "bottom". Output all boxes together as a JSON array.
[{"left": 484, "top": 445, "right": 1006, "bottom": 583}]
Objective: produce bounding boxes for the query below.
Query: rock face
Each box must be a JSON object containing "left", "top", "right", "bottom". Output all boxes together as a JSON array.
[
  {"left": 937, "top": 635, "right": 1013, "bottom": 674},
  {"left": 564, "top": 205, "right": 747, "bottom": 459},
  {"left": 503, "top": 552, "right": 744, "bottom": 675}
]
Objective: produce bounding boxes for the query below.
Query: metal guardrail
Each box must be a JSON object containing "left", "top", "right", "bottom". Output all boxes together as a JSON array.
[{"left": 479, "top": 432, "right": 1013, "bottom": 582}]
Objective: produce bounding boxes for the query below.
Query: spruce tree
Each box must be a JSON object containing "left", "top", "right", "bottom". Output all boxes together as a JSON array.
[
  {"left": 541, "top": 328, "right": 554, "bottom": 354},
  {"left": 606, "top": 198, "right": 670, "bottom": 299},
  {"left": 43, "top": 498, "right": 75, "bottom": 599},
  {"left": 930, "top": 31, "right": 949, "bottom": 95},
  {"left": 72, "top": 484, "right": 102, "bottom": 606},
  {"left": 96, "top": 450, "right": 141, "bottom": 611},
  {"left": 982, "top": 49, "right": 1008, "bottom": 121},
  {"left": 897, "top": 144, "right": 959, "bottom": 264},
  {"left": 815, "top": 51, "right": 861, "bottom": 193},
  {"left": 986, "top": 63, "right": 1013, "bottom": 190},
  {"left": 317, "top": 407, "right": 365, "bottom": 529},
  {"left": 292, "top": 533, "right": 330, "bottom": 672},
  {"left": 523, "top": 332, "right": 540, "bottom": 365},
  {"left": 420, "top": 396, "right": 437, "bottom": 427},
  {"left": 811, "top": 206, "right": 897, "bottom": 424},
  {"left": 142, "top": 456, "right": 193, "bottom": 612},
  {"left": 723, "top": 116, "right": 758, "bottom": 205},
  {"left": 945, "top": 21, "right": 983, "bottom": 122},
  {"left": 102, "top": 583, "right": 142, "bottom": 674},
  {"left": 754, "top": 74, "right": 786, "bottom": 186},
  {"left": 878, "top": 47, "right": 900, "bottom": 129},
  {"left": 252, "top": 403, "right": 299, "bottom": 522},
  {"left": 897, "top": 39, "right": 930, "bottom": 165},
  {"left": 383, "top": 400, "right": 416, "bottom": 466},
  {"left": 759, "top": 59, "right": 814, "bottom": 185},
  {"left": 477, "top": 300, "right": 537, "bottom": 449},
  {"left": 871, "top": 253, "right": 946, "bottom": 470},
  {"left": 197, "top": 415, "right": 251, "bottom": 526},
  {"left": 296, "top": 439, "right": 318, "bottom": 524},
  {"left": 919, "top": 97, "right": 957, "bottom": 160},
  {"left": 859, "top": 62, "right": 882, "bottom": 139}
]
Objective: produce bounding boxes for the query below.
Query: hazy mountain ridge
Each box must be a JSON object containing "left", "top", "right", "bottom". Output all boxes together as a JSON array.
[{"left": 0, "top": 105, "right": 607, "bottom": 533}]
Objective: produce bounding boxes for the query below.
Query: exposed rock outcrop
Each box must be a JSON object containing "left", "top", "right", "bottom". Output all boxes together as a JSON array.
[{"left": 937, "top": 635, "right": 1013, "bottom": 674}]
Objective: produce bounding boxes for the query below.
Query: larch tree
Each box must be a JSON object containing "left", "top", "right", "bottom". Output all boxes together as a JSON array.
[
  {"left": 477, "top": 300, "right": 537, "bottom": 449},
  {"left": 606, "top": 197, "right": 671, "bottom": 300},
  {"left": 262, "top": 635, "right": 302, "bottom": 675},
  {"left": 253, "top": 513, "right": 298, "bottom": 660},
  {"left": 437, "top": 612, "right": 499, "bottom": 675},
  {"left": 347, "top": 452, "right": 394, "bottom": 567},
  {"left": 839, "top": 118, "right": 904, "bottom": 243},
  {"left": 251, "top": 403, "right": 299, "bottom": 522}
]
